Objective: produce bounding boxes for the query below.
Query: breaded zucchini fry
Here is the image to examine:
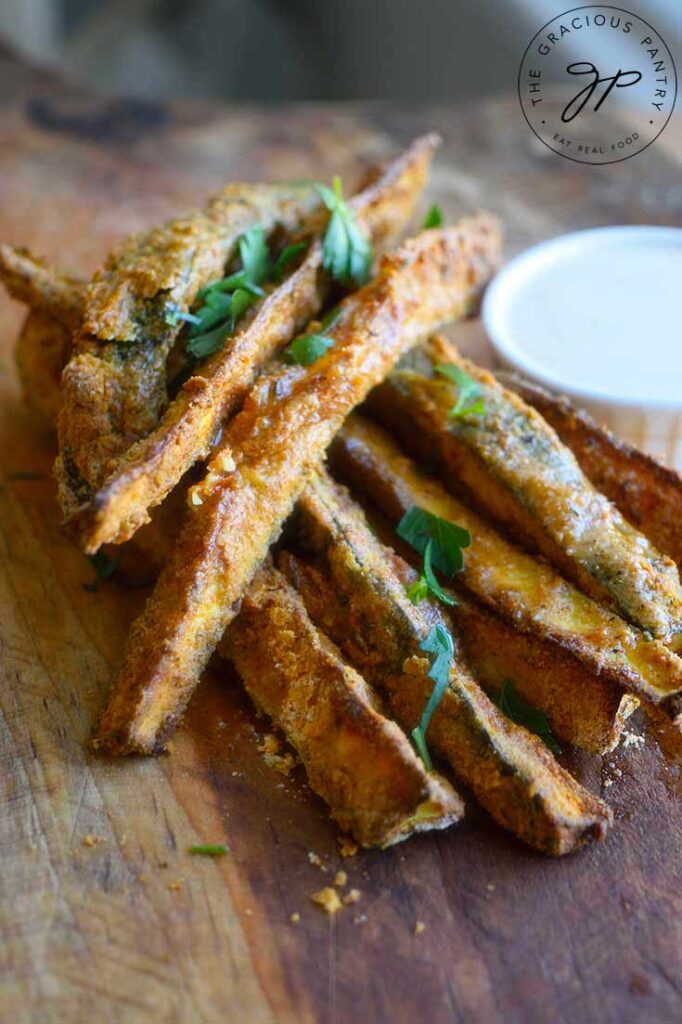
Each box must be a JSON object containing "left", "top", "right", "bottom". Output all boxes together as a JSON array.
[
  {"left": 15, "top": 311, "right": 73, "bottom": 433},
  {"left": 330, "top": 415, "right": 682, "bottom": 722},
  {"left": 280, "top": 472, "right": 611, "bottom": 855},
  {"left": 95, "top": 214, "right": 502, "bottom": 755},
  {"left": 222, "top": 563, "right": 463, "bottom": 847},
  {"left": 57, "top": 182, "right": 324, "bottom": 516},
  {"left": 367, "top": 337, "right": 682, "bottom": 648},
  {"left": 502, "top": 373, "right": 682, "bottom": 571},
  {"left": 69, "top": 135, "right": 441, "bottom": 552},
  {"left": 0, "top": 244, "right": 82, "bottom": 330}
]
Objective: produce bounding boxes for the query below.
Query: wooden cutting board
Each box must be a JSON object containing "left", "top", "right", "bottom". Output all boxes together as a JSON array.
[{"left": 1, "top": 45, "right": 681, "bottom": 1024}]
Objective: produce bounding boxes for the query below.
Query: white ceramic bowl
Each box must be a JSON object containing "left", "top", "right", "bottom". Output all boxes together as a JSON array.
[{"left": 482, "top": 226, "right": 682, "bottom": 468}]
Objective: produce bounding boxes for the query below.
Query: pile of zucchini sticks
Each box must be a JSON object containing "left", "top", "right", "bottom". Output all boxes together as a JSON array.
[{"left": 4, "top": 133, "right": 682, "bottom": 857}]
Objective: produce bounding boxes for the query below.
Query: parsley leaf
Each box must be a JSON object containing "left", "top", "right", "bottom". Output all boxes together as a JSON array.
[
  {"left": 285, "top": 309, "right": 341, "bottom": 367},
  {"left": 422, "top": 540, "right": 456, "bottom": 606},
  {"left": 229, "top": 286, "right": 256, "bottom": 322},
  {"left": 274, "top": 241, "right": 308, "bottom": 280},
  {"left": 316, "top": 177, "right": 372, "bottom": 286},
  {"left": 405, "top": 573, "right": 429, "bottom": 605},
  {"left": 239, "top": 227, "right": 270, "bottom": 286},
  {"left": 412, "top": 624, "right": 454, "bottom": 770},
  {"left": 286, "top": 333, "right": 333, "bottom": 366},
  {"left": 188, "top": 844, "right": 229, "bottom": 857},
  {"left": 398, "top": 507, "right": 470, "bottom": 577},
  {"left": 88, "top": 551, "right": 118, "bottom": 580},
  {"left": 422, "top": 204, "right": 443, "bottom": 229},
  {"left": 398, "top": 507, "right": 469, "bottom": 607},
  {"left": 198, "top": 270, "right": 264, "bottom": 299},
  {"left": 435, "top": 363, "right": 485, "bottom": 419},
  {"left": 496, "top": 680, "right": 561, "bottom": 755},
  {"left": 184, "top": 228, "right": 268, "bottom": 360},
  {"left": 186, "top": 324, "right": 229, "bottom": 359},
  {"left": 189, "top": 295, "right": 233, "bottom": 337},
  {"left": 186, "top": 288, "right": 256, "bottom": 358}
]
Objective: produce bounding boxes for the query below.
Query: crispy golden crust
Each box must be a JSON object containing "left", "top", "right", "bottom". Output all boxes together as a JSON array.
[
  {"left": 0, "top": 244, "right": 82, "bottom": 330},
  {"left": 503, "top": 373, "right": 682, "bottom": 571},
  {"left": 367, "top": 337, "right": 682, "bottom": 647},
  {"left": 57, "top": 183, "right": 323, "bottom": 516},
  {"left": 15, "top": 311, "right": 72, "bottom": 433},
  {"left": 281, "top": 472, "right": 611, "bottom": 856},
  {"left": 95, "top": 215, "right": 502, "bottom": 755},
  {"left": 450, "top": 596, "right": 637, "bottom": 755},
  {"left": 222, "top": 563, "right": 463, "bottom": 847},
  {"left": 330, "top": 415, "right": 682, "bottom": 720},
  {"left": 69, "top": 135, "right": 442, "bottom": 552}
]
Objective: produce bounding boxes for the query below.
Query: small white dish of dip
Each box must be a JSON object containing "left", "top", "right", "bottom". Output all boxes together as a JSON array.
[{"left": 482, "top": 226, "right": 682, "bottom": 467}]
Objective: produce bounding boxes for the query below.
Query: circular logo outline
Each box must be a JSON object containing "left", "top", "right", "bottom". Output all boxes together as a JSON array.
[{"left": 517, "top": 4, "right": 678, "bottom": 165}]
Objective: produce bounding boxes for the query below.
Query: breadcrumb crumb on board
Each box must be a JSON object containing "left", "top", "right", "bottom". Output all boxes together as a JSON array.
[
  {"left": 337, "top": 837, "right": 358, "bottom": 858},
  {"left": 310, "top": 887, "right": 343, "bottom": 915},
  {"left": 258, "top": 732, "right": 296, "bottom": 775},
  {"left": 307, "top": 851, "right": 328, "bottom": 872}
]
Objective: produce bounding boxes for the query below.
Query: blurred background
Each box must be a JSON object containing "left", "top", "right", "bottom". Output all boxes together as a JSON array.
[{"left": 1, "top": 0, "right": 679, "bottom": 102}]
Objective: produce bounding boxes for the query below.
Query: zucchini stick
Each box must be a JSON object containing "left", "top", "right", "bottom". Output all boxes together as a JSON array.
[
  {"left": 69, "top": 134, "right": 442, "bottom": 552},
  {"left": 0, "top": 244, "right": 82, "bottom": 330},
  {"left": 15, "top": 311, "right": 73, "bottom": 432},
  {"left": 366, "top": 337, "right": 682, "bottom": 649},
  {"left": 502, "top": 373, "right": 682, "bottom": 571},
  {"left": 281, "top": 471, "right": 611, "bottom": 856},
  {"left": 222, "top": 563, "right": 464, "bottom": 847},
  {"left": 330, "top": 415, "right": 682, "bottom": 723},
  {"left": 57, "top": 182, "right": 324, "bottom": 516},
  {"left": 95, "top": 215, "right": 502, "bottom": 755}
]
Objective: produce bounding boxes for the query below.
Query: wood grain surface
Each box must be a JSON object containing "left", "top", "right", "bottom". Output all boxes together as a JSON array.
[{"left": 1, "top": 44, "right": 681, "bottom": 1024}]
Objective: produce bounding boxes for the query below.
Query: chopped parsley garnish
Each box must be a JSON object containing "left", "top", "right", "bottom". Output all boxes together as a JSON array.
[
  {"left": 286, "top": 333, "right": 333, "bottom": 367},
  {"left": 168, "top": 176, "right": 368, "bottom": 376},
  {"left": 184, "top": 287, "right": 258, "bottom": 359},
  {"left": 285, "top": 309, "right": 340, "bottom": 367},
  {"left": 316, "top": 177, "right": 372, "bottom": 286},
  {"left": 421, "top": 539, "right": 456, "bottom": 606},
  {"left": 239, "top": 226, "right": 270, "bottom": 285},
  {"left": 496, "top": 680, "right": 561, "bottom": 755},
  {"left": 164, "top": 302, "right": 202, "bottom": 328},
  {"left": 274, "top": 241, "right": 308, "bottom": 280},
  {"left": 435, "top": 363, "right": 485, "bottom": 419},
  {"left": 88, "top": 551, "right": 119, "bottom": 581},
  {"left": 405, "top": 574, "right": 429, "bottom": 605},
  {"left": 422, "top": 204, "right": 443, "bottom": 229},
  {"left": 176, "top": 226, "right": 276, "bottom": 363},
  {"left": 188, "top": 844, "right": 230, "bottom": 857},
  {"left": 397, "top": 506, "right": 470, "bottom": 605},
  {"left": 89, "top": 551, "right": 118, "bottom": 580},
  {"left": 412, "top": 624, "right": 454, "bottom": 770},
  {"left": 185, "top": 324, "right": 228, "bottom": 360}
]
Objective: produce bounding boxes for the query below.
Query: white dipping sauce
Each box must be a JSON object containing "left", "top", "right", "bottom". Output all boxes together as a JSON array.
[{"left": 483, "top": 227, "right": 682, "bottom": 406}]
